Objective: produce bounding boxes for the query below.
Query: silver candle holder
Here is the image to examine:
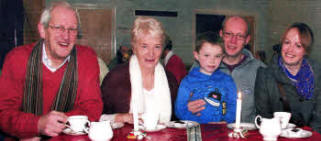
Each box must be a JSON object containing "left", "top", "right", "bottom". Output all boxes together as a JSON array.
[
  {"left": 228, "top": 127, "right": 247, "bottom": 138},
  {"left": 128, "top": 129, "right": 146, "bottom": 140}
]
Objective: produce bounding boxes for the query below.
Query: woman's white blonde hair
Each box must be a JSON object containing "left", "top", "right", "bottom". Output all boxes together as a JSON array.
[{"left": 131, "top": 16, "right": 165, "bottom": 45}]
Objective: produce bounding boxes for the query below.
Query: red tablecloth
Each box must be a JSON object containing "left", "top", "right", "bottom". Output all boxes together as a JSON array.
[{"left": 49, "top": 123, "right": 321, "bottom": 141}]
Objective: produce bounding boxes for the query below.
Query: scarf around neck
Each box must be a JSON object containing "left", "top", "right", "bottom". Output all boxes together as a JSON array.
[
  {"left": 22, "top": 40, "right": 78, "bottom": 115},
  {"left": 129, "top": 55, "right": 172, "bottom": 123},
  {"left": 278, "top": 56, "right": 314, "bottom": 100}
]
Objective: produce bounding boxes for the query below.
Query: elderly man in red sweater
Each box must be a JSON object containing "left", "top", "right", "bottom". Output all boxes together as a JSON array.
[{"left": 0, "top": 1, "right": 102, "bottom": 140}]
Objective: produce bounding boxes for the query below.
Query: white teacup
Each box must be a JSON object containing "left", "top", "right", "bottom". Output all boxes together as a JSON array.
[
  {"left": 67, "top": 115, "right": 90, "bottom": 133},
  {"left": 141, "top": 112, "right": 159, "bottom": 130},
  {"left": 274, "top": 112, "right": 291, "bottom": 129},
  {"left": 255, "top": 115, "right": 282, "bottom": 141},
  {"left": 88, "top": 121, "right": 113, "bottom": 141}
]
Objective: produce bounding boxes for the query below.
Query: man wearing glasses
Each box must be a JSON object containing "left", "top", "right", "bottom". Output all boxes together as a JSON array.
[
  {"left": 0, "top": 1, "right": 102, "bottom": 140},
  {"left": 188, "top": 16, "right": 265, "bottom": 123}
]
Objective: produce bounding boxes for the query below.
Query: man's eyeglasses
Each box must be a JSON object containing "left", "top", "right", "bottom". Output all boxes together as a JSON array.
[
  {"left": 223, "top": 32, "right": 247, "bottom": 40},
  {"left": 49, "top": 25, "right": 78, "bottom": 35}
]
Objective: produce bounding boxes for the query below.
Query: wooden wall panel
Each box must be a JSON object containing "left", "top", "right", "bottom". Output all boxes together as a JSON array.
[
  {"left": 77, "top": 9, "right": 113, "bottom": 64},
  {"left": 23, "top": 0, "right": 44, "bottom": 44}
]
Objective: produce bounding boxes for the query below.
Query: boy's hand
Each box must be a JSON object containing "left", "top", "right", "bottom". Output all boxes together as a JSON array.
[{"left": 187, "top": 99, "right": 206, "bottom": 116}]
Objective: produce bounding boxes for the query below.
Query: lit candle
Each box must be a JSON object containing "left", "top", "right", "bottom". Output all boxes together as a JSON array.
[{"left": 235, "top": 91, "right": 242, "bottom": 129}]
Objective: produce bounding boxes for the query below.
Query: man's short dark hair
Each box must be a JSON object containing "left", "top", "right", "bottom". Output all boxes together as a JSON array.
[
  {"left": 164, "top": 40, "right": 173, "bottom": 50},
  {"left": 164, "top": 36, "right": 173, "bottom": 50}
]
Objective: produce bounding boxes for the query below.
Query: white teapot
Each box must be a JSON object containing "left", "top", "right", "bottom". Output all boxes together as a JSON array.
[
  {"left": 88, "top": 120, "right": 113, "bottom": 141},
  {"left": 255, "top": 115, "right": 282, "bottom": 141}
]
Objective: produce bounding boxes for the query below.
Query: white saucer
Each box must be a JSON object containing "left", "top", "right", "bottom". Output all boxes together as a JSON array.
[
  {"left": 227, "top": 123, "right": 257, "bottom": 130},
  {"left": 111, "top": 122, "right": 124, "bottom": 129},
  {"left": 280, "top": 128, "right": 312, "bottom": 138},
  {"left": 63, "top": 128, "right": 87, "bottom": 135},
  {"left": 166, "top": 120, "right": 199, "bottom": 129},
  {"left": 139, "top": 124, "right": 166, "bottom": 132},
  {"left": 284, "top": 123, "right": 296, "bottom": 130}
]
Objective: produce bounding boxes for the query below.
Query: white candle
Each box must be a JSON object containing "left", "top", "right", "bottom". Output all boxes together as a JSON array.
[
  {"left": 235, "top": 91, "right": 242, "bottom": 129},
  {"left": 133, "top": 98, "right": 139, "bottom": 133}
]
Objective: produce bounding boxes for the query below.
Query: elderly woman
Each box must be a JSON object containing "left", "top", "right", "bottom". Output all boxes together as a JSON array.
[
  {"left": 255, "top": 23, "right": 321, "bottom": 133},
  {"left": 100, "top": 17, "right": 178, "bottom": 124}
]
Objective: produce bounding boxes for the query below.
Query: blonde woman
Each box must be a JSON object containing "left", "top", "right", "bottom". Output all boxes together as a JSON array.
[{"left": 100, "top": 17, "right": 178, "bottom": 124}]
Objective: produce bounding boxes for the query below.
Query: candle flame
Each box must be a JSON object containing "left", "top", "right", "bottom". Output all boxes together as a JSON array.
[{"left": 238, "top": 92, "right": 242, "bottom": 99}]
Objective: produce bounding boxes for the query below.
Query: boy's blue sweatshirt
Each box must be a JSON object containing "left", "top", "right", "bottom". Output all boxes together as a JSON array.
[{"left": 175, "top": 67, "right": 237, "bottom": 123}]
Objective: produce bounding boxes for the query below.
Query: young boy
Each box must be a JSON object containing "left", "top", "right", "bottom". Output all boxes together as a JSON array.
[{"left": 175, "top": 32, "right": 237, "bottom": 123}]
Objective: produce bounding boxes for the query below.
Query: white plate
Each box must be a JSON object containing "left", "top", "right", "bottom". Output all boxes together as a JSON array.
[
  {"left": 166, "top": 120, "right": 199, "bottom": 129},
  {"left": 63, "top": 128, "right": 87, "bottom": 135},
  {"left": 280, "top": 128, "right": 312, "bottom": 138},
  {"left": 139, "top": 124, "right": 166, "bottom": 132},
  {"left": 227, "top": 123, "right": 257, "bottom": 130}
]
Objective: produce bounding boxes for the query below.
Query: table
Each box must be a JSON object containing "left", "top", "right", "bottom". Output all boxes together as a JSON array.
[{"left": 49, "top": 123, "right": 321, "bottom": 141}]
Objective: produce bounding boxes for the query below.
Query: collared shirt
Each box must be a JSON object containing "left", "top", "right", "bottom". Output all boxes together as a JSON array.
[
  {"left": 42, "top": 44, "right": 70, "bottom": 72},
  {"left": 164, "top": 50, "right": 174, "bottom": 66}
]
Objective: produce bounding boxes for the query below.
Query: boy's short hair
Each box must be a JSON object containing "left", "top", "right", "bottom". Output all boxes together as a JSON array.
[{"left": 195, "top": 32, "right": 224, "bottom": 52}]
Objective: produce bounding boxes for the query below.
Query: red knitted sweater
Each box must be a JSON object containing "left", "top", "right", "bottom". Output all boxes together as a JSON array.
[{"left": 0, "top": 43, "right": 103, "bottom": 139}]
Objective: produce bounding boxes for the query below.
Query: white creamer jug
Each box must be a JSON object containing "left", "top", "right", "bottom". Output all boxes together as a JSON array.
[
  {"left": 255, "top": 115, "right": 282, "bottom": 141},
  {"left": 88, "top": 120, "right": 113, "bottom": 141}
]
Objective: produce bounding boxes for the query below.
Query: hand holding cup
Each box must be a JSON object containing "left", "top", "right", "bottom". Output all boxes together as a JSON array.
[{"left": 38, "top": 111, "right": 68, "bottom": 137}]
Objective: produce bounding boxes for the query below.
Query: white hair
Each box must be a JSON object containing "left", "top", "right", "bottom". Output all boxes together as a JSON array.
[
  {"left": 40, "top": 1, "right": 80, "bottom": 28},
  {"left": 39, "top": 1, "right": 82, "bottom": 38}
]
